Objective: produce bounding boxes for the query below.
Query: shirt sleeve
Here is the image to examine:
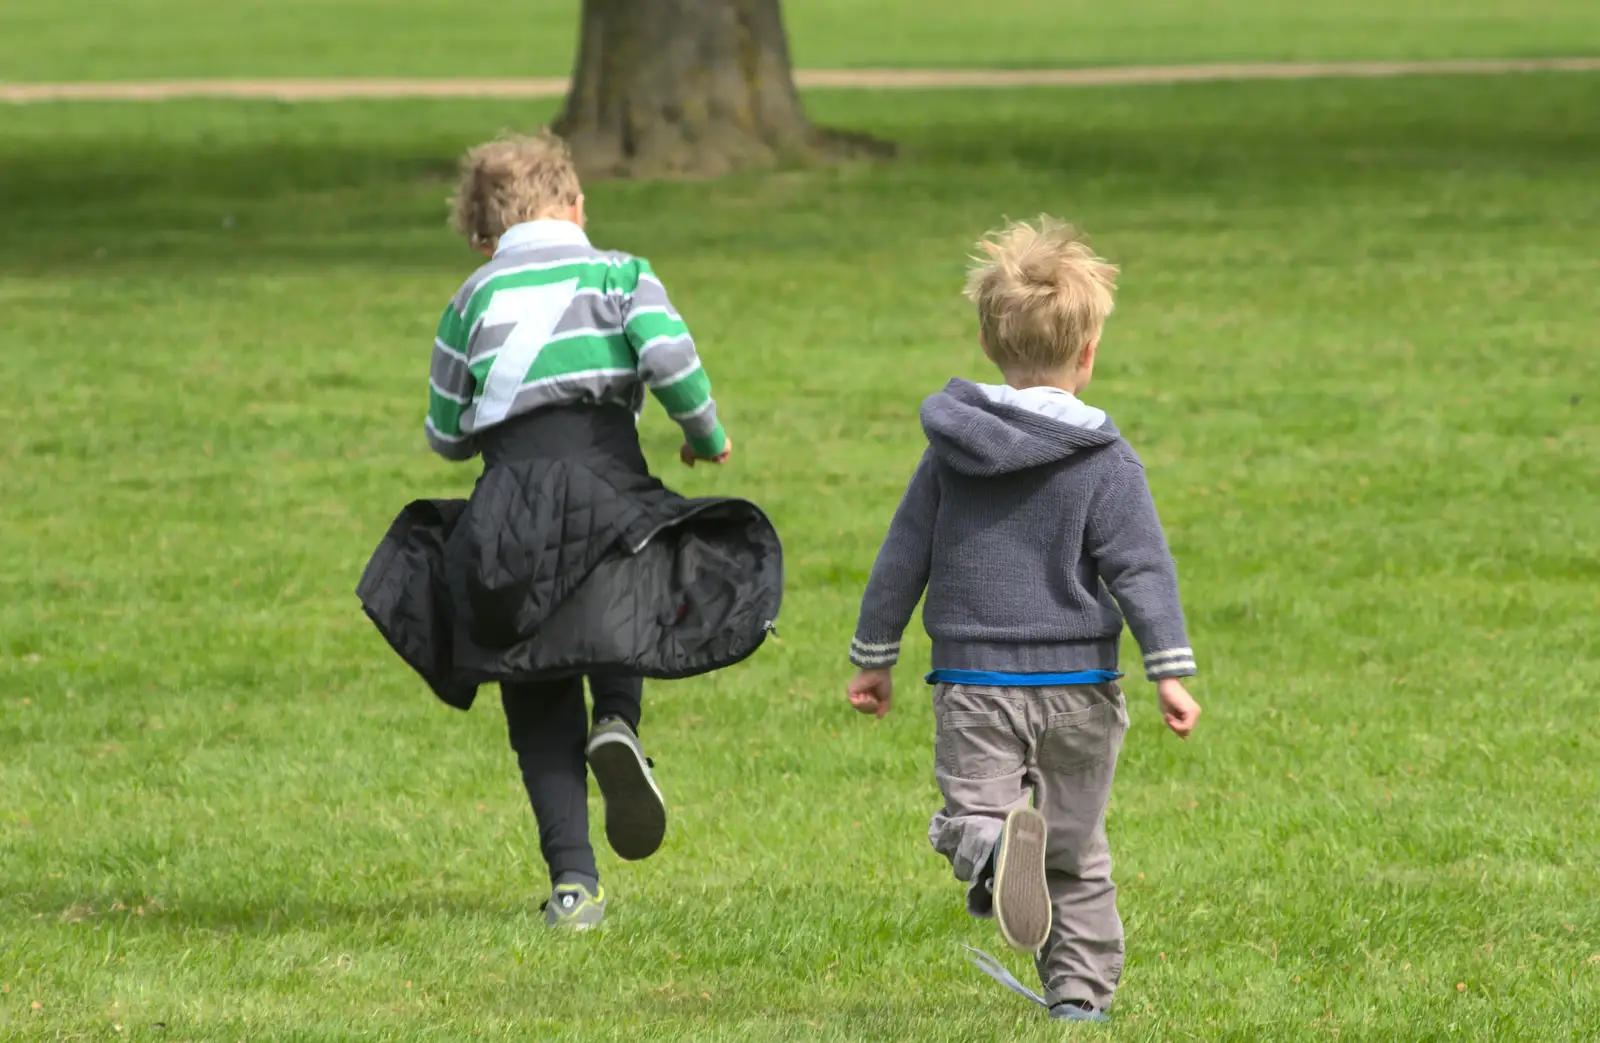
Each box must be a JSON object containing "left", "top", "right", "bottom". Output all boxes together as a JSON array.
[
  {"left": 622, "top": 259, "right": 727, "bottom": 458},
  {"left": 1085, "top": 447, "right": 1196, "bottom": 679},
  {"left": 850, "top": 451, "right": 939, "bottom": 669},
  {"left": 425, "top": 300, "right": 478, "bottom": 461}
]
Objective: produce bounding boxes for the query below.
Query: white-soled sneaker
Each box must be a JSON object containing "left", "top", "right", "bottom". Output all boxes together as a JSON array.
[
  {"left": 585, "top": 717, "right": 667, "bottom": 861},
  {"left": 992, "top": 806, "right": 1051, "bottom": 953}
]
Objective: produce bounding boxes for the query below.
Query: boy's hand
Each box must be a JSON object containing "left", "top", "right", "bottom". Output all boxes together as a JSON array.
[
  {"left": 1157, "top": 678, "right": 1201, "bottom": 738},
  {"left": 847, "top": 669, "right": 894, "bottom": 718},
  {"left": 680, "top": 435, "right": 733, "bottom": 468}
]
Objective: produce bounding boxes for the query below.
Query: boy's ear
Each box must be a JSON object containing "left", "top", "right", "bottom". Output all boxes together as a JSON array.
[
  {"left": 572, "top": 194, "right": 587, "bottom": 228},
  {"left": 1080, "top": 337, "right": 1098, "bottom": 369}
]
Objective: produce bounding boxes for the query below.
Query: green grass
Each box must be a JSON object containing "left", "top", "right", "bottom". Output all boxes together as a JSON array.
[
  {"left": 3, "top": 71, "right": 1600, "bottom": 1039},
  {"left": 1, "top": 0, "right": 1599, "bottom": 81}
]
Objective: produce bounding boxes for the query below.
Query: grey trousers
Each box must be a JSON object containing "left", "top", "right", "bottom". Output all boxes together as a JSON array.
[{"left": 928, "top": 681, "right": 1129, "bottom": 1010}]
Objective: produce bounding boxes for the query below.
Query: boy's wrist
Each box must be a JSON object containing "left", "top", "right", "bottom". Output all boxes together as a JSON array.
[
  {"left": 848, "top": 636, "right": 901, "bottom": 671},
  {"left": 1142, "top": 645, "right": 1197, "bottom": 681},
  {"left": 687, "top": 424, "right": 728, "bottom": 459}
]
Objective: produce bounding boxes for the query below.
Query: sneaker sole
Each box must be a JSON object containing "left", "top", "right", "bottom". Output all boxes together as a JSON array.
[
  {"left": 993, "top": 807, "right": 1051, "bottom": 953},
  {"left": 1049, "top": 1004, "right": 1110, "bottom": 1023},
  {"left": 586, "top": 732, "right": 667, "bottom": 861}
]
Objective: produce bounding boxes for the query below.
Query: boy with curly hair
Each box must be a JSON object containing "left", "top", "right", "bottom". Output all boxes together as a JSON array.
[{"left": 426, "top": 131, "right": 732, "bottom": 928}]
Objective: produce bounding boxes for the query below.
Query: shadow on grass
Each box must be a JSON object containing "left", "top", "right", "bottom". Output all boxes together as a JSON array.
[
  {"left": 0, "top": 138, "right": 462, "bottom": 273},
  {"left": 0, "top": 75, "right": 1595, "bottom": 274},
  {"left": 906, "top": 74, "right": 1600, "bottom": 170}
]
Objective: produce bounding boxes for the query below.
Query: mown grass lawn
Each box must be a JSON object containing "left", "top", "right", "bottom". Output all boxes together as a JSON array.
[
  {"left": 2, "top": 71, "right": 1598, "bottom": 1040},
  {"left": 1, "top": 0, "right": 1598, "bottom": 81}
]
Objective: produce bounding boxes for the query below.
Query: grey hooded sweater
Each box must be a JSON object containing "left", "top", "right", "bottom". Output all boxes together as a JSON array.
[{"left": 850, "top": 378, "right": 1196, "bottom": 681}]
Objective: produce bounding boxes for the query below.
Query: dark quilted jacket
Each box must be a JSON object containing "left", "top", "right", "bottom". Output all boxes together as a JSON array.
[{"left": 356, "top": 406, "right": 783, "bottom": 709}]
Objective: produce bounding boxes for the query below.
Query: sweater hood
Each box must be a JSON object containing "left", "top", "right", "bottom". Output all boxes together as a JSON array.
[{"left": 920, "top": 378, "right": 1120, "bottom": 477}]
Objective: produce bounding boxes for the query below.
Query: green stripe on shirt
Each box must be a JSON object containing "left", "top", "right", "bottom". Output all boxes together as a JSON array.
[
  {"left": 652, "top": 365, "right": 726, "bottom": 457},
  {"left": 525, "top": 333, "right": 636, "bottom": 383},
  {"left": 436, "top": 303, "right": 466, "bottom": 351},
  {"left": 429, "top": 386, "right": 467, "bottom": 436},
  {"left": 688, "top": 422, "right": 728, "bottom": 458},
  {"left": 625, "top": 310, "right": 690, "bottom": 345},
  {"left": 652, "top": 364, "right": 712, "bottom": 414}
]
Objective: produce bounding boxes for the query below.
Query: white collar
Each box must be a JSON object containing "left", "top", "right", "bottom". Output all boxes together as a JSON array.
[
  {"left": 977, "top": 383, "right": 1108, "bottom": 431},
  {"left": 494, "top": 219, "right": 590, "bottom": 256}
]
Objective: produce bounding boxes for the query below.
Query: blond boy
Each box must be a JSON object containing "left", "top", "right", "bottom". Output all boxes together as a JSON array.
[
  {"left": 427, "top": 132, "right": 730, "bottom": 928},
  {"left": 845, "top": 218, "right": 1200, "bottom": 1021}
]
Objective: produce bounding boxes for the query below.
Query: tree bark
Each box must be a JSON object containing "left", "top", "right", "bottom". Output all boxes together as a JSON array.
[{"left": 554, "top": 0, "right": 887, "bottom": 179}]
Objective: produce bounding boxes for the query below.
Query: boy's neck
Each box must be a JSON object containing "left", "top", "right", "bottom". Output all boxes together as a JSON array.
[{"left": 1004, "top": 370, "right": 1084, "bottom": 396}]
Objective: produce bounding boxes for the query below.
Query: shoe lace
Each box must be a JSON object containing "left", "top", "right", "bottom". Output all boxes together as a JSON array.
[{"left": 964, "top": 946, "right": 1049, "bottom": 1008}]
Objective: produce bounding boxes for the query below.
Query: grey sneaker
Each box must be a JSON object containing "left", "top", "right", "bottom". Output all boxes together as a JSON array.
[
  {"left": 992, "top": 806, "right": 1051, "bottom": 953},
  {"left": 542, "top": 880, "right": 605, "bottom": 930},
  {"left": 585, "top": 717, "right": 667, "bottom": 861},
  {"left": 1049, "top": 1001, "right": 1110, "bottom": 1023}
]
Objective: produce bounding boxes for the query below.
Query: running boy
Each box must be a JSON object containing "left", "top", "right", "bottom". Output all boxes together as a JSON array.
[
  {"left": 845, "top": 217, "right": 1201, "bottom": 1021},
  {"left": 428, "top": 131, "right": 731, "bottom": 928}
]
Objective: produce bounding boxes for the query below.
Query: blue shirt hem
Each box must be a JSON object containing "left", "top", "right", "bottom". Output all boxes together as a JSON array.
[{"left": 925, "top": 668, "right": 1123, "bottom": 687}]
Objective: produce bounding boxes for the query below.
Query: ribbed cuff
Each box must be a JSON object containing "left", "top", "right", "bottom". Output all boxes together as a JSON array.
[
  {"left": 850, "top": 636, "right": 900, "bottom": 669},
  {"left": 1143, "top": 646, "right": 1197, "bottom": 680},
  {"left": 688, "top": 423, "right": 727, "bottom": 459},
  {"left": 425, "top": 419, "right": 477, "bottom": 461}
]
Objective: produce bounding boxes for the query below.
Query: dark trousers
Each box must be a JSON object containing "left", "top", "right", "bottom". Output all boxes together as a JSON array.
[{"left": 502, "top": 674, "right": 643, "bottom": 884}]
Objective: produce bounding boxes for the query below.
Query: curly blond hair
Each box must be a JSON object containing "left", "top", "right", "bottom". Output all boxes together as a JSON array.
[
  {"left": 964, "top": 216, "right": 1119, "bottom": 378},
  {"left": 449, "top": 131, "right": 582, "bottom": 250}
]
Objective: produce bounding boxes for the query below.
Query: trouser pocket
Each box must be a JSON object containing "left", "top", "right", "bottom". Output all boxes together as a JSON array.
[
  {"left": 1038, "top": 703, "right": 1112, "bottom": 775},
  {"left": 935, "top": 705, "right": 1024, "bottom": 781}
]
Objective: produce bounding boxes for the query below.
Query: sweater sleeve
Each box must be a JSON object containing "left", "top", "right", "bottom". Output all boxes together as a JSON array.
[
  {"left": 425, "top": 300, "right": 479, "bottom": 461},
  {"left": 623, "top": 259, "right": 727, "bottom": 458},
  {"left": 1085, "top": 448, "right": 1196, "bottom": 680},
  {"left": 850, "top": 451, "right": 939, "bottom": 669}
]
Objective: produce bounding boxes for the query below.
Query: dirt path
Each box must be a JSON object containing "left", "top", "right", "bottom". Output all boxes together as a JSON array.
[{"left": 2, "top": 57, "right": 1597, "bottom": 104}]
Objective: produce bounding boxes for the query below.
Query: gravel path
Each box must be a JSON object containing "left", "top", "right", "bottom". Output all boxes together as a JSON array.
[{"left": 3, "top": 57, "right": 1597, "bottom": 104}]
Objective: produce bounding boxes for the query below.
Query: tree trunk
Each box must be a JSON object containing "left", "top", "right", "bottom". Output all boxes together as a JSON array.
[{"left": 554, "top": 0, "right": 886, "bottom": 179}]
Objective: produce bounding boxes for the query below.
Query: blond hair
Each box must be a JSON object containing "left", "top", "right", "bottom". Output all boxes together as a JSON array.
[
  {"left": 964, "top": 216, "right": 1119, "bottom": 378},
  {"left": 449, "top": 131, "right": 582, "bottom": 250}
]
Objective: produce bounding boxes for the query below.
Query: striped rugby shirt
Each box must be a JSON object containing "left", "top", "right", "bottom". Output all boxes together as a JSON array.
[{"left": 426, "top": 220, "right": 727, "bottom": 461}]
